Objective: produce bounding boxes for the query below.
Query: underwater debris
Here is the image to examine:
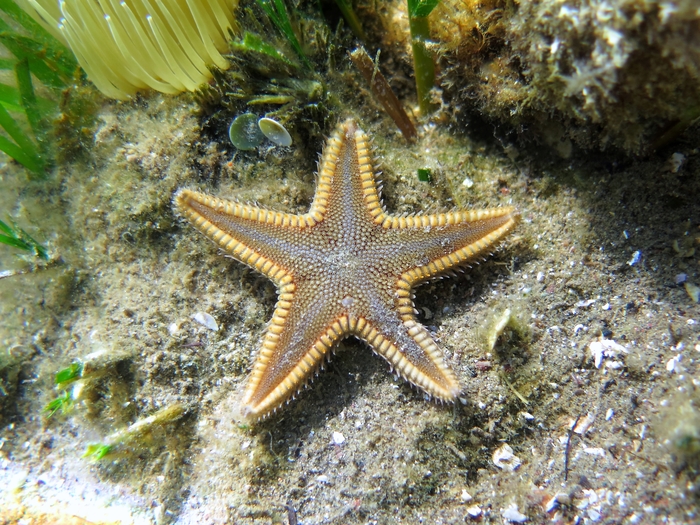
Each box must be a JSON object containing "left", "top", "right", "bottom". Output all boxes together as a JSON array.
[
  {"left": 258, "top": 117, "right": 292, "bottom": 147},
  {"left": 573, "top": 412, "right": 595, "bottom": 435},
  {"left": 84, "top": 403, "right": 186, "bottom": 461},
  {"left": 349, "top": 46, "right": 417, "bottom": 142},
  {"left": 20, "top": 0, "right": 237, "bottom": 99},
  {"left": 43, "top": 347, "right": 133, "bottom": 419},
  {"left": 332, "top": 0, "right": 366, "bottom": 41},
  {"left": 685, "top": 282, "right": 700, "bottom": 303},
  {"left": 492, "top": 443, "right": 521, "bottom": 472},
  {"left": 43, "top": 390, "right": 71, "bottom": 417},
  {"left": 666, "top": 354, "right": 682, "bottom": 374},
  {"left": 192, "top": 311, "right": 219, "bottom": 331},
  {"left": 501, "top": 504, "right": 527, "bottom": 523},
  {"left": 589, "top": 338, "right": 628, "bottom": 369},
  {"left": 627, "top": 250, "right": 641, "bottom": 266},
  {"left": 669, "top": 152, "right": 686, "bottom": 173},
  {"left": 0, "top": 217, "right": 49, "bottom": 260},
  {"left": 54, "top": 361, "right": 83, "bottom": 388},
  {"left": 487, "top": 307, "right": 512, "bottom": 351},
  {"left": 483, "top": 305, "right": 530, "bottom": 353},
  {"left": 229, "top": 112, "right": 264, "bottom": 150},
  {"left": 417, "top": 168, "right": 431, "bottom": 182}
]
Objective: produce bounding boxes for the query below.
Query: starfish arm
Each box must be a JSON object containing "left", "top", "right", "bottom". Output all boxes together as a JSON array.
[
  {"left": 390, "top": 207, "right": 519, "bottom": 286},
  {"left": 241, "top": 318, "right": 343, "bottom": 420},
  {"left": 240, "top": 288, "right": 354, "bottom": 419},
  {"left": 174, "top": 189, "right": 321, "bottom": 284},
  {"left": 357, "top": 315, "right": 461, "bottom": 401}
]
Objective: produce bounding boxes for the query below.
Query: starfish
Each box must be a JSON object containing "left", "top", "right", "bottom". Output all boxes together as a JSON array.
[{"left": 174, "top": 119, "right": 518, "bottom": 420}]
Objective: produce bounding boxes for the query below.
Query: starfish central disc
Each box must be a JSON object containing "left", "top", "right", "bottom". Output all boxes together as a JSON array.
[{"left": 175, "top": 119, "right": 519, "bottom": 420}]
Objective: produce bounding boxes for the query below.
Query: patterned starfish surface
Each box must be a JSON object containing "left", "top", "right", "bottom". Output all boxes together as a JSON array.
[{"left": 174, "top": 119, "right": 518, "bottom": 419}]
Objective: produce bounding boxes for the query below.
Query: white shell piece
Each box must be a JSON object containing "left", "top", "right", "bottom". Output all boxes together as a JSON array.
[
  {"left": 492, "top": 443, "right": 521, "bottom": 472},
  {"left": 192, "top": 312, "right": 219, "bottom": 331},
  {"left": 466, "top": 505, "right": 482, "bottom": 517},
  {"left": 502, "top": 504, "right": 528, "bottom": 522},
  {"left": 258, "top": 117, "right": 292, "bottom": 147},
  {"left": 590, "top": 338, "right": 628, "bottom": 368},
  {"left": 574, "top": 412, "right": 595, "bottom": 435}
]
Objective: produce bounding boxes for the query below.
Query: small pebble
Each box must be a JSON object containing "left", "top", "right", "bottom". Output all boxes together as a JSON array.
[
  {"left": 669, "top": 152, "right": 686, "bottom": 172},
  {"left": 331, "top": 431, "right": 345, "bottom": 445}
]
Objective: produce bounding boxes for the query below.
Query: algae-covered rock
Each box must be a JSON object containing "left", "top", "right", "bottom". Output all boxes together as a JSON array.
[{"left": 383, "top": 0, "right": 700, "bottom": 153}]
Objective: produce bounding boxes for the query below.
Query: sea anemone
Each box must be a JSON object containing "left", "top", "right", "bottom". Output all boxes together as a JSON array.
[{"left": 19, "top": 0, "right": 237, "bottom": 99}]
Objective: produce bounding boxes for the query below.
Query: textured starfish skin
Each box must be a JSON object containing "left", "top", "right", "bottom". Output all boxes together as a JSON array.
[{"left": 174, "top": 119, "right": 518, "bottom": 419}]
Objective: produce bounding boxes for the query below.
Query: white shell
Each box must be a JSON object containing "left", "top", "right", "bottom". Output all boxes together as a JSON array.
[
  {"left": 192, "top": 312, "right": 218, "bottom": 331},
  {"left": 258, "top": 117, "right": 292, "bottom": 147},
  {"left": 492, "top": 443, "right": 521, "bottom": 472},
  {"left": 501, "top": 505, "right": 528, "bottom": 523}
]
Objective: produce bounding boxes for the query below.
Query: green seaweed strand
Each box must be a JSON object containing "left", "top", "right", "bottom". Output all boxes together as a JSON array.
[
  {"left": 332, "top": 0, "right": 366, "bottom": 41},
  {"left": 256, "top": 0, "right": 312, "bottom": 69},
  {"left": 407, "top": 0, "right": 439, "bottom": 115}
]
